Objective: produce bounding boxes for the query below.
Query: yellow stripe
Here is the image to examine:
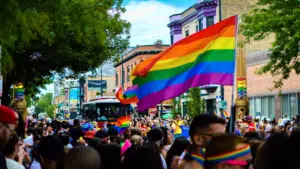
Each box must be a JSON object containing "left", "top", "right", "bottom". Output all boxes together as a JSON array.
[{"left": 150, "top": 37, "right": 235, "bottom": 71}]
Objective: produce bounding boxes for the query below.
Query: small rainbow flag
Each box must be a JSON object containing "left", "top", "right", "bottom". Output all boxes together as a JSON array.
[
  {"left": 221, "top": 110, "right": 229, "bottom": 119},
  {"left": 113, "top": 116, "right": 131, "bottom": 134},
  {"left": 131, "top": 16, "right": 238, "bottom": 111},
  {"left": 116, "top": 86, "right": 139, "bottom": 104}
]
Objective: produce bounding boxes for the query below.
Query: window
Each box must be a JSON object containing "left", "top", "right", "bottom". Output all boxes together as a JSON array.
[
  {"left": 185, "top": 30, "right": 189, "bottom": 37},
  {"left": 122, "top": 69, "right": 125, "bottom": 85},
  {"left": 206, "top": 16, "right": 214, "bottom": 28},
  {"left": 115, "top": 72, "right": 119, "bottom": 86},
  {"left": 281, "top": 94, "right": 297, "bottom": 118},
  {"left": 249, "top": 96, "right": 275, "bottom": 118},
  {"left": 171, "top": 35, "right": 174, "bottom": 45},
  {"left": 199, "top": 19, "right": 203, "bottom": 31},
  {"left": 127, "top": 66, "right": 130, "bottom": 82},
  {"left": 196, "top": 25, "right": 199, "bottom": 32}
]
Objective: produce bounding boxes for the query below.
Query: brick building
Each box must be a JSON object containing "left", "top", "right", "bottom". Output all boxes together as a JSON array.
[
  {"left": 168, "top": 0, "right": 300, "bottom": 119},
  {"left": 114, "top": 42, "right": 169, "bottom": 89}
]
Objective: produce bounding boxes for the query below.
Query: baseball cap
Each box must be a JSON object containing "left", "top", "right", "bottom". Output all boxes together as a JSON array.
[{"left": 0, "top": 106, "right": 17, "bottom": 124}]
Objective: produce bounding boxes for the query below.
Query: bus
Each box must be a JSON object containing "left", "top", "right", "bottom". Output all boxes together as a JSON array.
[{"left": 82, "top": 96, "right": 133, "bottom": 126}]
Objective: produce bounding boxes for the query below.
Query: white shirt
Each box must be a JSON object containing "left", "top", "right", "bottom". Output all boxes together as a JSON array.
[
  {"left": 6, "top": 158, "right": 25, "bottom": 169},
  {"left": 30, "top": 160, "right": 42, "bottom": 169},
  {"left": 160, "top": 154, "right": 167, "bottom": 169},
  {"left": 24, "top": 135, "right": 34, "bottom": 153}
]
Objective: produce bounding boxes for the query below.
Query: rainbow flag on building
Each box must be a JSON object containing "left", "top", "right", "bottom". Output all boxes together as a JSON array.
[
  {"left": 116, "top": 86, "right": 139, "bottom": 104},
  {"left": 132, "top": 16, "right": 238, "bottom": 111}
]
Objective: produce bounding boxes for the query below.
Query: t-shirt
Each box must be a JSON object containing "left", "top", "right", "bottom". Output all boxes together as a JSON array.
[
  {"left": 160, "top": 153, "right": 167, "bottom": 169},
  {"left": 173, "top": 120, "right": 184, "bottom": 135},
  {"left": 6, "top": 158, "right": 25, "bottom": 169},
  {"left": 30, "top": 160, "right": 42, "bottom": 169},
  {"left": 180, "top": 126, "right": 189, "bottom": 139}
]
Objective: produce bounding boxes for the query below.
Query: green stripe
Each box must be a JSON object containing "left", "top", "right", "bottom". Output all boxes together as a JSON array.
[{"left": 133, "top": 49, "right": 235, "bottom": 86}]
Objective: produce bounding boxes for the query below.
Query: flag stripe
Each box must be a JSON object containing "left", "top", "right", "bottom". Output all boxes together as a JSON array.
[
  {"left": 137, "top": 73, "right": 233, "bottom": 111},
  {"left": 133, "top": 17, "right": 236, "bottom": 76},
  {"left": 133, "top": 50, "right": 235, "bottom": 86},
  {"left": 137, "top": 61, "right": 234, "bottom": 99}
]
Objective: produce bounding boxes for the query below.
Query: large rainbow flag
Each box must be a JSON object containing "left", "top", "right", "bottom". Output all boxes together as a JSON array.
[{"left": 132, "top": 16, "right": 238, "bottom": 111}]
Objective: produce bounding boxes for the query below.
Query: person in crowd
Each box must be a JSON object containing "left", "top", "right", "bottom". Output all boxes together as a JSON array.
[
  {"left": 133, "top": 143, "right": 164, "bottom": 169},
  {"left": 0, "top": 106, "right": 17, "bottom": 169},
  {"left": 38, "top": 136, "right": 64, "bottom": 169},
  {"left": 99, "top": 143, "right": 122, "bottom": 169},
  {"left": 245, "top": 116, "right": 255, "bottom": 132},
  {"left": 147, "top": 127, "right": 167, "bottom": 169},
  {"left": 180, "top": 121, "right": 190, "bottom": 139},
  {"left": 243, "top": 131, "right": 265, "bottom": 143},
  {"left": 58, "top": 132, "right": 72, "bottom": 154},
  {"left": 68, "top": 119, "right": 84, "bottom": 146},
  {"left": 180, "top": 114, "right": 226, "bottom": 169},
  {"left": 160, "top": 127, "right": 173, "bottom": 159},
  {"left": 94, "top": 130, "right": 109, "bottom": 144},
  {"left": 205, "top": 134, "right": 253, "bottom": 169},
  {"left": 3, "top": 134, "right": 26, "bottom": 169},
  {"left": 64, "top": 146, "right": 101, "bottom": 169},
  {"left": 172, "top": 115, "right": 184, "bottom": 139},
  {"left": 166, "top": 137, "right": 190, "bottom": 169}
]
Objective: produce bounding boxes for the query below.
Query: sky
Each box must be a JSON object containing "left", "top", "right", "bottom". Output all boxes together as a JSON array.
[{"left": 40, "top": 0, "right": 196, "bottom": 95}]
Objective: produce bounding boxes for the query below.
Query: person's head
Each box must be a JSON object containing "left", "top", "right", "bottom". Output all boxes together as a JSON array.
[
  {"left": 73, "top": 119, "right": 80, "bottom": 127},
  {"left": 130, "top": 135, "right": 142, "bottom": 145},
  {"left": 147, "top": 127, "right": 164, "bottom": 147},
  {"left": 98, "top": 143, "right": 121, "bottom": 169},
  {"left": 245, "top": 116, "right": 252, "bottom": 123},
  {"left": 0, "top": 106, "right": 17, "bottom": 149},
  {"left": 131, "top": 127, "right": 142, "bottom": 137},
  {"left": 65, "top": 146, "right": 101, "bottom": 169},
  {"left": 3, "top": 134, "right": 21, "bottom": 158},
  {"left": 94, "top": 130, "right": 108, "bottom": 144},
  {"left": 38, "top": 135, "right": 64, "bottom": 167},
  {"left": 108, "top": 127, "right": 119, "bottom": 143},
  {"left": 205, "top": 134, "right": 252, "bottom": 169},
  {"left": 189, "top": 114, "right": 226, "bottom": 147},
  {"left": 88, "top": 138, "right": 101, "bottom": 150},
  {"left": 160, "top": 127, "right": 173, "bottom": 146},
  {"left": 243, "top": 131, "right": 265, "bottom": 143},
  {"left": 166, "top": 137, "right": 190, "bottom": 168},
  {"left": 58, "top": 132, "right": 70, "bottom": 146},
  {"left": 176, "top": 115, "right": 181, "bottom": 121},
  {"left": 134, "top": 143, "right": 163, "bottom": 169}
]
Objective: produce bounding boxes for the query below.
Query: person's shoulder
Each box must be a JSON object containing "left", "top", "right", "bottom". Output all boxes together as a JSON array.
[{"left": 181, "top": 160, "right": 204, "bottom": 169}]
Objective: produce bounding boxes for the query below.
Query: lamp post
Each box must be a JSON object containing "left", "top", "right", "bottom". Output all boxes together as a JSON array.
[
  {"left": 100, "top": 64, "right": 103, "bottom": 97},
  {"left": 79, "top": 77, "right": 85, "bottom": 118}
]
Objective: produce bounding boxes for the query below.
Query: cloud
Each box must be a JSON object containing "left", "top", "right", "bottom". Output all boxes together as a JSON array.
[{"left": 123, "top": 0, "right": 184, "bottom": 46}]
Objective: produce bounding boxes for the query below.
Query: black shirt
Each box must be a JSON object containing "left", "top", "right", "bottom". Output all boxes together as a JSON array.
[{"left": 0, "top": 152, "right": 7, "bottom": 169}]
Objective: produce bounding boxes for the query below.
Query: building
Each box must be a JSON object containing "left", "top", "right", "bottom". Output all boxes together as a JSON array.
[
  {"left": 168, "top": 0, "right": 300, "bottom": 119},
  {"left": 84, "top": 76, "right": 115, "bottom": 102},
  {"left": 114, "top": 41, "right": 169, "bottom": 89}
]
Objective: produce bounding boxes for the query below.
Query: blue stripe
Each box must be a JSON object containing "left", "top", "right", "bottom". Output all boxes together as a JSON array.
[{"left": 137, "top": 62, "right": 234, "bottom": 99}]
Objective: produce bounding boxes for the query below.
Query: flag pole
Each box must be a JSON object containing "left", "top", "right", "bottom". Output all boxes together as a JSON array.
[{"left": 229, "top": 15, "right": 239, "bottom": 133}]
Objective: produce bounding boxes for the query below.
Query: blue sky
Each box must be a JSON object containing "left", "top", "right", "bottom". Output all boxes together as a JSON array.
[{"left": 41, "top": 0, "right": 196, "bottom": 94}]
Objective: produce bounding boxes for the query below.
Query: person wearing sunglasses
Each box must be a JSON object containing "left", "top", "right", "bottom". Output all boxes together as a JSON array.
[
  {"left": 0, "top": 105, "right": 17, "bottom": 169},
  {"left": 205, "top": 134, "right": 253, "bottom": 169}
]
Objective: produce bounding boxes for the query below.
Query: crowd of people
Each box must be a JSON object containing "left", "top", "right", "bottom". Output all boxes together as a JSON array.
[{"left": 1, "top": 105, "right": 300, "bottom": 169}]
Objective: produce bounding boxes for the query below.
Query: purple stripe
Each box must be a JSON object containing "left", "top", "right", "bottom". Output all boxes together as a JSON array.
[
  {"left": 126, "top": 85, "right": 138, "bottom": 91},
  {"left": 137, "top": 73, "right": 233, "bottom": 111}
]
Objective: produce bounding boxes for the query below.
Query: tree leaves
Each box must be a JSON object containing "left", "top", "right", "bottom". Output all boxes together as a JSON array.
[{"left": 240, "top": 0, "right": 300, "bottom": 88}]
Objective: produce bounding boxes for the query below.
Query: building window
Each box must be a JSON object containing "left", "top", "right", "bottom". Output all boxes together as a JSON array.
[
  {"left": 171, "top": 35, "right": 174, "bottom": 45},
  {"left": 281, "top": 94, "right": 297, "bottom": 118},
  {"left": 206, "top": 16, "right": 214, "bottom": 28},
  {"left": 196, "top": 25, "right": 199, "bottom": 32},
  {"left": 115, "top": 72, "right": 119, "bottom": 86},
  {"left": 185, "top": 30, "right": 189, "bottom": 37},
  {"left": 127, "top": 66, "right": 130, "bottom": 82},
  {"left": 199, "top": 19, "right": 203, "bottom": 31},
  {"left": 122, "top": 69, "right": 125, "bottom": 85},
  {"left": 249, "top": 96, "right": 275, "bottom": 118}
]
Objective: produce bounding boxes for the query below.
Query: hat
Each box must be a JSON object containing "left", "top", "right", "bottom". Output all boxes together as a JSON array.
[
  {"left": 81, "top": 122, "right": 94, "bottom": 132},
  {"left": 84, "top": 130, "right": 96, "bottom": 139},
  {"left": 0, "top": 106, "right": 17, "bottom": 124}
]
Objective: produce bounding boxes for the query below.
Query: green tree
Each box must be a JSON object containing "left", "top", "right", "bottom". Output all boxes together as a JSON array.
[
  {"left": 240, "top": 0, "right": 300, "bottom": 89},
  {"left": 34, "top": 92, "right": 54, "bottom": 115},
  {"left": 0, "top": 0, "right": 130, "bottom": 105},
  {"left": 46, "top": 105, "right": 55, "bottom": 118},
  {"left": 187, "top": 88, "right": 205, "bottom": 118}
]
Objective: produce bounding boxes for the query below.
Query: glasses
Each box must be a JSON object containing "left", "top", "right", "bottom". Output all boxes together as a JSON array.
[{"left": 0, "top": 122, "right": 15, "bottom": 133}]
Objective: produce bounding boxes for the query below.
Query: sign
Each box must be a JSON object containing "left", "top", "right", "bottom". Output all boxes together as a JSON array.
[
  {"left": 0, "top": 76, "right": 2, "bottom": 97},
  {"left": 69, "top": 88, "right": 79, "bottom": 108},
  {"left": 88, "top": 80, "right": 107, "bottom": 90}
]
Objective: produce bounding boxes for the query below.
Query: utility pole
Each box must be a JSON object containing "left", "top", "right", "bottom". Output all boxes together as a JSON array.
[
  {"left": 219, "top": 0, "right": 225, "bottom": 103},
  {"left": 100, "top": 64, "right": 103, "bottom": 97}
]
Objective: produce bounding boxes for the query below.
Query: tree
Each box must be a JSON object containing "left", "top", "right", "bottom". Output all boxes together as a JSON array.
[
  {"left": 34, "top": 92, "right": 54, "bottom": 115},
  {"left": 0, "top": 0, "right": 130, "bottom": 105},
  {"left": 187, "top": 88, "right": 205, "bottom": 118},
  {"left": 240, "top": 0, "right": 300, "bottom": 89},
  {"left": 46, "top": 105, "right": 55, "bottom": 118}
]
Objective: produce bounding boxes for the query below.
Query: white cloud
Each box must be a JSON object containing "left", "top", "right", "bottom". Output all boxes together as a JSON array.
[
  {"left": 39, "top": 83, "right": 54, "bottom": 96},
  {"left": 123, "top": 0, "right": 184, "bottom": 46}
]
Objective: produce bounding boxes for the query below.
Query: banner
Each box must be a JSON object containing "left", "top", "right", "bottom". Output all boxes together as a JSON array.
[
  {"left": 69, "top": 88, "right": 79, "bottom": 107},
  {"left": 14, "top": 83, "right": 25, "bottom": 100},
  {"left": 88, "top": 80, "right": 107, "bottom": 90},
  {"left": 237, "top": 77, "right": 247, "bottom": 98}
]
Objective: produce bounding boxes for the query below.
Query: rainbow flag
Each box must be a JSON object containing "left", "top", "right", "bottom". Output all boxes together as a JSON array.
[
  {"left": 113, "top": 116, "right": 130, "bottom": 134},
  {"left": 221, "top": 110, "right": 229, "bottom": 119},
  {"left": 116, "top": 86, "right": 139, "bottom": 104},
  {"left": 132, "top": 16, "right": 238, "bottom": 111}
]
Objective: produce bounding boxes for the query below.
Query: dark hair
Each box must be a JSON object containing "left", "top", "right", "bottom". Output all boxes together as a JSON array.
[
  {"left": 147, "top": 127, "right": 164, "bottom": 143},
  {"left": 58, "top": 132, "right": 70, "bottom": 146},
  {"left": 95, "top": 130, "right": 108, "bottom": 144},
  {"left": 166, "top": 137, "right": 190, "bottom": 169},
  {"left": 189, "top": 114, "right": 225, "bottom": 137},
  {"left": 243, "top": 131, "right": 265, "bottom": 142},
  {"left": 65, "top": 146, "right": 101, "bottom": 169},
  {"left": 73, "top": 119, "right": 80, "bottom": 127},
  {"left": 3, "top": 134, "right": 19, "bottom": 156},
  {"left": 108, "top": 127, "right": 119, "bottom": 143},
  {"left": 88, "top": 138, "right": 101, "bottom": 150},
  {"left": 62, "top": 121, "right": 69, "bottom": 129},
  {"left": 15, "top": 111, "right": 25, "bottom": 139},
  {"left": 38, "top": 135, "right": 64, "bottom": 161},
  {"left": 131, "top": 127, "right": 142, "bottom": 137},
  {"left": 160, "top": 127, "right": 169, "bottom": 146},
  {"left": 135, "top": 143, "right": 163, "bottom": 169},
  {"left": 99, "top": 143, "right": 121, "bottom": 169},
  {"left": 122, "top": 144, "right": 141, "bottom": 169}
]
